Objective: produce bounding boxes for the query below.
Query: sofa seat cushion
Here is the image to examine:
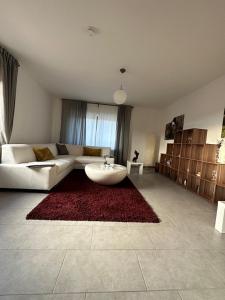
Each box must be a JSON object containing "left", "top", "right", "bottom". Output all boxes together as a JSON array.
[
  {"left": 53, "top": 155, "right": 75, "bottom": 173},
  {"left": 74, "top": 156, "right": 105, "bottom": 165}
]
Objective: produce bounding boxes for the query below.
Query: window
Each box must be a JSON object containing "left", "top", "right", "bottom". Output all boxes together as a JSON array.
[{"left": 86, "top": 103, "right": 118, "bottom": 149}]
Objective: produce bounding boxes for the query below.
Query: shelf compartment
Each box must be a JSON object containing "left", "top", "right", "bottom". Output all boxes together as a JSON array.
[
  {"left": 187, "top": 175, "right": 200, "bottom": 193},
  {"left": 159, "top": 164, "right": 171, "bottom": 176},
  {"left": 203, "top": 144, "right": 218, "bottom": 163},
  {"left": 182, "top": 129, "right": 207, "bottom": 145},
  {"left": 159, "top": 163, "right": 164, "bottom": 174},
  {"left": 177, "top": 171, "right": 188, "bottom": 187},
  {"left": 182, "top": 129, "right": 194, "bottom": 144},
  {"left": 179, "top": 158, "right": 190, "bottom": 173},
  {"left": 189, "top": 160, "right": 202, "bottom": 176},
  {"left": 215, "top": 185, "right": 225, "bottom": 202},
  {"left": 199, "top": 179, "right": 216, "bottom": 201},
  {"left": 201, "top": 162, "right": 218, "bottom": 182},
  {"left": 164, "top": 166, "right": 171, "bottom": 177},
  {"left": 181, "top": 144, "right": 192, "bottom": 158},
  {"left": 174, "top": 131, "right": 182, "bottom": 143},
  {"left": 160, "top": 154, "right": 167, "bottom": 165},
  {"left": 166, "top": 143, "right": 173, "bottom": 156},
  {"left": 191, "top": 145, "right": 204, "bottom": 160},
  {"left": 169, "top": 169, "right": 178, "bottom": 181},
  {"left": 171, "top": 157, "right": 180, "bottom": 170},
  {"left": 173, "top": 144, "right": 181, "bottom": 157},
  {"left": 165, "top": 155, "right": 172, "bottom": 168},
  {"left": 191, "top": 129, "right": 207, "bottom": 144}
]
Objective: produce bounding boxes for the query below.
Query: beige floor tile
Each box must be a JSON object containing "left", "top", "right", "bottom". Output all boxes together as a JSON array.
[
  {"left": 0, "top": 192, "right": 46, "bottom": 210},
  {"left": 54, "top": 250, "right": 146, "bottom": 293},
  {"left": 200, "top": 250, "right": 225, "bottom": 279},
  {"left": 92, "top": 226, "right": 154, "bottom": 249},
  {"left": 0, "top": 250, "right": 65, "bottom": 294},
  {"left": 0, "top": 294, "right": 84, "bottom": 300},
  {"left": 137, "top": 250, "right": 225, "bottom": 290},
  {"left": 179, "top": 289, "right": 225, "bottom": 300},
  {"left": 0, "top": 225, "right": 92, "bottom": 250},
  {"left": 86, "top": 290, "right": 181, "bottom": 299},
  {"left": 145, "top": 223, "right": 225, "bottom": 250}
]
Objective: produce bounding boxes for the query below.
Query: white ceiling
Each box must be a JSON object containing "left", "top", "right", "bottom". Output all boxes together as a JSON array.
[{"left": 1, "top": 0, "right": 225, "bottom": 107}]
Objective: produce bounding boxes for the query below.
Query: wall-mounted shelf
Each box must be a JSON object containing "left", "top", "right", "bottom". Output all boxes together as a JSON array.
[{"left": 159, "top": 128, "right": 225, "bottom": 203}]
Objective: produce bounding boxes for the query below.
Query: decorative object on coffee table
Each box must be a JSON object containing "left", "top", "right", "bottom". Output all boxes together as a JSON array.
[
  {"left": 103, "top": 155, "right": 114, "bottom": 166},
  {"left": 26, "top": 163, "right": 56, "bottom": 169},
  {"left": 127, "top": 160, "right": 144, "bottom": 175}
]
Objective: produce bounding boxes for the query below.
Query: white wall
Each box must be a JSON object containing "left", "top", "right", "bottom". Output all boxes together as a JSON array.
[
  {"left": 130, "top": 106, "right": 162, "bottom": 166},
  {"left": 10, "top": 65, "right": 53, "bottom": 143},
  {"left": 158, "top": 75, "right": 225, "bottom": 159}
]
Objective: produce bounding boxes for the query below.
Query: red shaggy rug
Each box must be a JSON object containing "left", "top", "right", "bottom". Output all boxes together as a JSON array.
[{"left": 26, "top": 170, "right": 160, "bottom": 223}]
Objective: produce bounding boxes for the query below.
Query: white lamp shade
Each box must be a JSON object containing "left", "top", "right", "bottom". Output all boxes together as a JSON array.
[{"left": 113, "top": 89, "right": 127, "bottom": 104}]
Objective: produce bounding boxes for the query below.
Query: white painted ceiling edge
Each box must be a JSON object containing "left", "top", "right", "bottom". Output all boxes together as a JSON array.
[{"left": 1, "top": 0, "right": 225, "bottom": 108}]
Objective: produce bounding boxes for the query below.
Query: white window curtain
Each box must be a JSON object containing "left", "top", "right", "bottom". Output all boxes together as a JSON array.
[
  {"left": 86, "top": 103, "right": 98, "bottom": 146},
  {"left": 86, "top": 103, "right": 118, "bottom": 150}
]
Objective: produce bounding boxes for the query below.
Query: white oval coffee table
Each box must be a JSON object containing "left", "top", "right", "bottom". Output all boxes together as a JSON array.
[{"left": 85, "top": 163, "right": 127, "bottom": 185}]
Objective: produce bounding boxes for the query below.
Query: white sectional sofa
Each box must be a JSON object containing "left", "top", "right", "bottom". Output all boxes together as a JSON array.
[{"left": 0, "top": 144, "right": 113, "bottom": 190}]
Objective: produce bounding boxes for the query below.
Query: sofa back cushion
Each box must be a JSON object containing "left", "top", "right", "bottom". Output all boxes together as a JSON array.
[
  {"left": 66, "top": 144, "right": 83, "bottom": 156},
  {"left": 56, "top": 143, "right": 69, "bottom": 155},
  {"left": 83, "top": 146, "right": 101, "bottom": 156},
  {"left": 1, "top": 144, "right": 36, "bottom": 164},
  {"left": 33, "top": 144, "right": 58, "bottom": 157},
  {"left": 33, "top": 147, "right": 55, "bottom": 161},
  {"left": 66, "top": 144, "right": 110, "bottom": 157}
]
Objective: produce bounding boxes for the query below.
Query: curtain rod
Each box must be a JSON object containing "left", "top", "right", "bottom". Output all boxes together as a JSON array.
[
  {"left": 62, "top": 98, "right": 133, "bottom": 108},
  {"left": 0, "top": 46, "right": 20, "bottom": 67},
  {"left": 87, "top": 101, "right": 118, "bottom": 107}
]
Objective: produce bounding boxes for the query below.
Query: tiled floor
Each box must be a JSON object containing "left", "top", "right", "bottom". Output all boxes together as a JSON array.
[{"left": 0, "top": 170, "right": 225, "bottom": 299}]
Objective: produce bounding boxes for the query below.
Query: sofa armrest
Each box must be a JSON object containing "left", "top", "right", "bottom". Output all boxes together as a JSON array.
[{"left": 0, "top": 164, "right": 57, "bottom": 190}]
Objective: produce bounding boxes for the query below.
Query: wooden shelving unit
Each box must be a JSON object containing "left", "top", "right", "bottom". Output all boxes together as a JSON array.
[{"left": 159, "top": 128, "right": 225, "bottom": 203}]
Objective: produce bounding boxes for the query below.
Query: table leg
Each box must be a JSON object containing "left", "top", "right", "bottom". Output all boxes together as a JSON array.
[
  {"left": 127, "top": 162, "right": 131, "bottom": 174},
  {"left": 139, "top": 164, "right": 143, "bottom": 175}
]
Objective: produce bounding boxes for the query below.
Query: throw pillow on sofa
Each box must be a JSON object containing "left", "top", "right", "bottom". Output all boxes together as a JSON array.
[
  {"left": 33, "top": 147, "right": 55, "bottom": 161},
  {"left": 56, "top": 143, "right": 69, "bottom": 155},
  {"left": 83, "top": 147, "right": 102, "bottom": 156}
]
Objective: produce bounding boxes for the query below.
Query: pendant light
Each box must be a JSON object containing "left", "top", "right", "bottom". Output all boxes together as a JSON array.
[{"left": 113, "top": 68, "right": 127, "bottom": 104}]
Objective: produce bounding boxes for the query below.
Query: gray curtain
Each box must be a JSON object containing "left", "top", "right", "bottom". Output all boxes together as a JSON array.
[
  {"left": 0, "top": 47, "right": 19, "bottom": 144},
  {"left": 115, "top": 105, "right": 133, "bottom": 165},
  {"left": 60, "top": 99, "right": 87, "bottom": 145}
]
